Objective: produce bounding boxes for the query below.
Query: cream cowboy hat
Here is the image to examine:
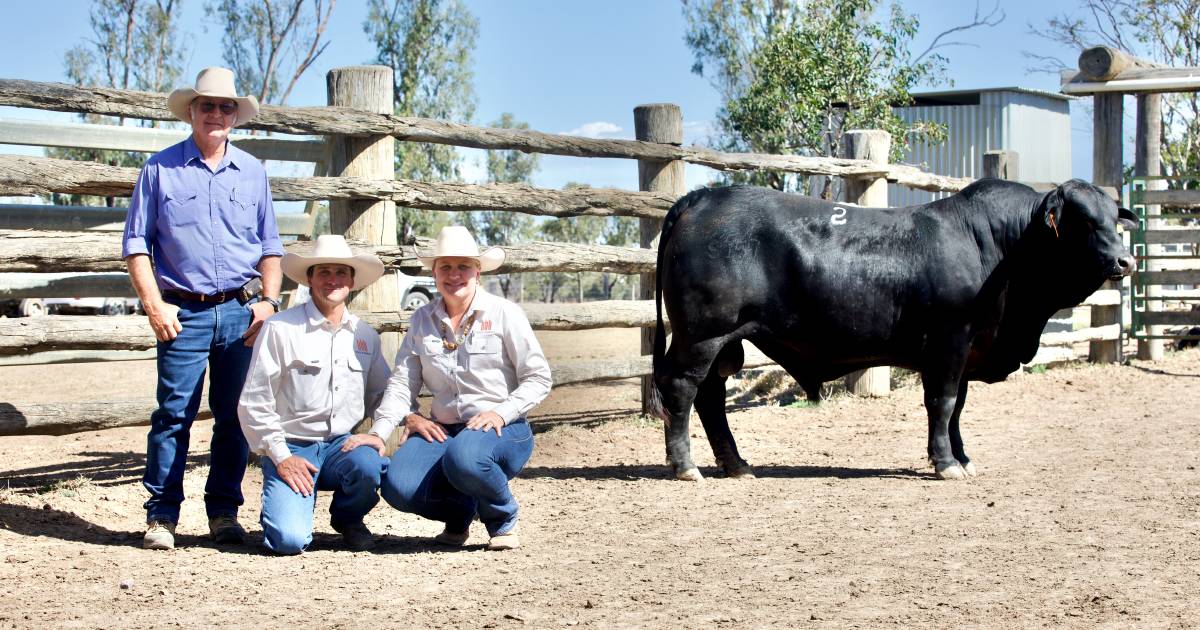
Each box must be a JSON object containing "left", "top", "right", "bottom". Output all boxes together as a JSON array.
[
  {"left": 281, "top": 235, "right": 386, "bottom": 288},
  {"left": 167, "top": 67, "right": 260, "bottom": 127},
  {"left": 418, "top": 226, "right": 505, "bottom": 273}
]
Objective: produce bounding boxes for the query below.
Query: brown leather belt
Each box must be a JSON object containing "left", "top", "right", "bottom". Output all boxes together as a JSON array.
[{"left": 163, "top": 288, "right": 242, "bottom": 303}]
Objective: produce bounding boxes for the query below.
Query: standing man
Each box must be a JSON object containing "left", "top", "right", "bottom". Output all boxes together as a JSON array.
[
  {"left": 122, "top": 67, "right": 284, "bottom": 550},
  {"left": 238, "top": 235, "right": 391, "bottom": 554}
]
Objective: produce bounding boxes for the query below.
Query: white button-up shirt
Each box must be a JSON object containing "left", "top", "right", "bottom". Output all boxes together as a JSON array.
[
  {"left": 373, "top": 288, "right": 552, "bottom": 440},
  {"left": 238, "top": 300, "right": 391, "bottom": 464}
]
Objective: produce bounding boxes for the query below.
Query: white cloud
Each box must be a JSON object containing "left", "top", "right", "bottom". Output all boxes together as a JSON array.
[{"left": 562, "top": 121, "right": 624, "bottom": 139}]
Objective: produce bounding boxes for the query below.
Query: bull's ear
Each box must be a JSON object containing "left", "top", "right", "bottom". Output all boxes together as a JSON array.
[
  {"left": 1117, "top": 206, "right": 1138, "bottom": 231},
  {"left": 1039, "top": 187, "right": 1065, "bottom": 234}
]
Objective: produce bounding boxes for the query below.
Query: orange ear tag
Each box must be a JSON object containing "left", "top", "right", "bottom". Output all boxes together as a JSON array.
[{"left": 1048, "top": 213, "right": 1060, "bottom": 238}]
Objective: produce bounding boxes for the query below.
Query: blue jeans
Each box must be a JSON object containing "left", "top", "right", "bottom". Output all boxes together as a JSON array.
[
  {"left": 259, "top": 434, "right": 387, "bottom": 555},
  {"left": 143, "top": 297, "right": 252, "bottom": 523},
  {"left": 381, "top": 420, "right": 534, "bottom": 536}
]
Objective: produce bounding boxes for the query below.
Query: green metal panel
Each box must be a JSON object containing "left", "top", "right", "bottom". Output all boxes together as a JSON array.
[{"left": 1127, "top": 176, "right": 1200, "bottom": 343}]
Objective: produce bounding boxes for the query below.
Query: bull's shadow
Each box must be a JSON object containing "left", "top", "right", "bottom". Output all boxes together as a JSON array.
[{"left": 519, "top": 463, "right": 926, "bottom": 481}]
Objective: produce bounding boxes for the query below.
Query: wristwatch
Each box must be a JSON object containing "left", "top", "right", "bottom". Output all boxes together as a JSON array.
[{"left": 258, "top": 295, "right": 281, "bottom": 312}]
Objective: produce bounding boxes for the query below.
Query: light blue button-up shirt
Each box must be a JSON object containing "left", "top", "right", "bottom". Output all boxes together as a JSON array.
[{"left": 121, "top": 136, "right": 284, "bottom": 295}]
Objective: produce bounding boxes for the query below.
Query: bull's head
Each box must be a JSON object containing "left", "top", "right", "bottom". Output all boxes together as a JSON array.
[{"left": 1036, "top": 179, "right": 1136, "bottom": 282}]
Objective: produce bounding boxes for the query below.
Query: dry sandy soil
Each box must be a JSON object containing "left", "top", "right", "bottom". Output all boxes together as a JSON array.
[{"left": 1, "top": 327, "right": 1198, "bottom": 628}]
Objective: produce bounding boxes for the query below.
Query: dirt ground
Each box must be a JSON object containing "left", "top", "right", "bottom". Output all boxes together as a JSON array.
[{"left": 1, "top": 327, "right": 1198, "bottom": 628}]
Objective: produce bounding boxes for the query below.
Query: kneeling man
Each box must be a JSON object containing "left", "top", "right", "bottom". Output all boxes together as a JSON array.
[{"left": 238, "top": 235, "right": 391, "bottom": 553}]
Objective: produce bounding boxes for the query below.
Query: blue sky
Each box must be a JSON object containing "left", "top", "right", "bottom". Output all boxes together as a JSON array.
[{"left": 0, "top": 0, "right": 1123, "bottom": 198}]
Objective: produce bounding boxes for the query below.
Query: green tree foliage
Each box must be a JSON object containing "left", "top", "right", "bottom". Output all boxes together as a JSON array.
[
  {"left": 53, "top": 0, "right": 187, "bottom": 206},
  {"left": 599, "top": 212, "right": 638, "bottom": 299},
  {"left": 1027, "top": 0, "right": 1200, "bottom": 183},
  {"left": 458, "top": 113, "right": 539, "bottom": 299},
  {"left": 206, "top": 0, "right": 335, "bottom": 105},
  {"left": 365, "top": 0, "right": 478, "bottom": 236},
  {"left": 539, "top": 208, "right": 604, "bottom": 303},
  {"left": 684, "top": 0, "right": 998, "bottom": 193}
]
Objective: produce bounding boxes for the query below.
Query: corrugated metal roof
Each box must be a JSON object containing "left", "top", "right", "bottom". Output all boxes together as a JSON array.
[{"left": 910, "top": 86, "right": 1075, "bottom": 104}]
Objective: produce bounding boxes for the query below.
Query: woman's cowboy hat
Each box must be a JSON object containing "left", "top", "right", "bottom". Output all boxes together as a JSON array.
[
  {"left": 281, "top": 235, "right": 386, "bottom": 288},
  {"left": 418, "top": 225, "right": 505, "bottom": 273},
  {"left": 167, "top": 67, "right": 260, "bottom": 127}
]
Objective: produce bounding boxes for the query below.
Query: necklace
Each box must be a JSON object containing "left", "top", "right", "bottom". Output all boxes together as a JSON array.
[{"left": 439, "top": 312, "right": 477, "bottom": 350}]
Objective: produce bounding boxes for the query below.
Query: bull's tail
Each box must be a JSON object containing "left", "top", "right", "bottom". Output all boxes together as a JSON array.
[{"left": 648, "top": 188, "right": 709, "bottom": 422}]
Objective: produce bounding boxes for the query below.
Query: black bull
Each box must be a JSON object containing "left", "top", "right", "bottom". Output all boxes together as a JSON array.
[{"left": 650, "top": 179, "right": 1136, "bottom": 481}]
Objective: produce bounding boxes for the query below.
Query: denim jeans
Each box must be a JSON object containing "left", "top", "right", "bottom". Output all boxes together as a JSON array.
[
  {"left": 259, "top": 434, "right": 387, "bottom": 555},
  {"left": 143, "top": 297, "right": 252, "bottom": 523},
  {"left": 381, "top": 419, "right": 533, "bottom": 536}
]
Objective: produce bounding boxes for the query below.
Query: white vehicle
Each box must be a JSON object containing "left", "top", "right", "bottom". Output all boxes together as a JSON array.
[
  {"left": 397, "top": 272, "right": 437, "bottom": 310},
  {"left": 0, "top": 298, "right": 47, "bottom": 317},
  {"left": 43, "top": 296, "right": 140, "bottom": 315},
  {"left": 290, "top": 272, "right": 436, "bottom": 310}
]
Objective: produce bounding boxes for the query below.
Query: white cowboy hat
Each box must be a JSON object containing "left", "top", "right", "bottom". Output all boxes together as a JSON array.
[
  {"left": 281, "top": 235, "right": 386, "bottom": 289},
  {"left": 418, "top": 225, "right": 505, "bottom": 273},
  {"left": 167, "top": 67, "right": 260, "bottom": 127}
]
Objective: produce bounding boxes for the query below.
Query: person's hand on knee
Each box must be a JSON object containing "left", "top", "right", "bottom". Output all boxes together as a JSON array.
[
  {"left": 277, "top": 455, "right": 319, "bottom": 496},
  {"left": 405, "top": 413, "right": 447, "bottom": 443},
  {"left": 341, "top": 433, "right": 386, "bottom": 456},
  {"left": 466, "top": 411, "right": 504, "bottom": 436}
]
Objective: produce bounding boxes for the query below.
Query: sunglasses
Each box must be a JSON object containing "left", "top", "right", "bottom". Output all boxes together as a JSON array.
[{"left": 195, "top": 101, "right": 238, "bottom": 116}]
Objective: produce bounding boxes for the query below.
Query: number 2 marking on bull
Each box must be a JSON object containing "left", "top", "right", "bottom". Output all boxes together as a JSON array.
[{"left": 830, "top": 206, "right": 847, "bottom": 226}]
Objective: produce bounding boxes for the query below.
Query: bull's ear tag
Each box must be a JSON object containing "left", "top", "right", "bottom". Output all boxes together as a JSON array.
[
  {"left": 830, "top": 206, "right": 848, "bottom": 226},
  {"left": 1048, "top": 212, "right": 1060, "bottom": 238}
]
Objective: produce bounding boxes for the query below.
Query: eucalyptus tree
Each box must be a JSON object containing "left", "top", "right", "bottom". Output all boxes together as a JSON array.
[
  {"left": 684, "top": 0, "right": 1000, "bottom": 194},
  {"left": 365, "top": 0, "right": 478, "bottom": 235},
  {"left": 1027, "top": 0, "right": 1200, "bottom": 181},
  {"left": 54, "top": 0, "right": 187, "bottom": 205},
  {"left": 206, "top": 0, "right": 335, "bottom": 106}
]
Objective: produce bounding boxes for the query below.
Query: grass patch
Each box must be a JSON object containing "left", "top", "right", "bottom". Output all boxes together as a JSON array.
[
  {"left": 36, "top": 475, "right": 93, "bottom": 497},
  {"left": 622, "top": 413, "right": 661, "bottom": 430}
]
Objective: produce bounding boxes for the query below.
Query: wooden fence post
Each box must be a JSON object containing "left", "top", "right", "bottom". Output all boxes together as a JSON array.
[
  {"left": 983, "top": 150, "right": 1019, "bottom": 180},
  {"left": 634, "top": 104, "right": 684, "bottom": 414},
  {"left": 1091, "top": 92, "right": 1124, "bottom": 363},
  {"left": 842, "top": 130, "right": 891, "bottom": 397},
  {"left": 1135, "top": 93, "right": 1164, "bottom": 360},
  {"left": 326, "top": 66, "right": 400, "bottom": 446}
]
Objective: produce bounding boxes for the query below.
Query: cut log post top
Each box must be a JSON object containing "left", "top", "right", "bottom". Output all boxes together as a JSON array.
[{"left": 1078, "top": 46, "right": 1162, "bottom": 81}]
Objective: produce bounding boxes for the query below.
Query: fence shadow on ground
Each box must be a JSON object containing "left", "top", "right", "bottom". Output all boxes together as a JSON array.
[
  {"left": 1128, "top": 362, "right": 1200, "bottom": 378},
  {"left": 531, "top": 407, "right": 644, "bottom": 432},
  {"left": 0, "top": 450, "right": 205, "bottom": 491},
  {"left": 0, "top": 501, "right": 269, "bottom": 555},
  {"left": 0, "top": 497, "right": 447, "bottom": 555},
  {"left": 519, "top": 463, "right": 928, "bottom": 482}
]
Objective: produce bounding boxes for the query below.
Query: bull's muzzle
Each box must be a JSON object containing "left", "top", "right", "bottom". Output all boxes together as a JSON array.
[{"left": 1109, "top": 254, "right": 1135, "bottom": 280}]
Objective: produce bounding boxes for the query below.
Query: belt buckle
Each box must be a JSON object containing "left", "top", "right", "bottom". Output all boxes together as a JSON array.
[{"left": 215, "top": 291, "right": 226, "bottom": 303}]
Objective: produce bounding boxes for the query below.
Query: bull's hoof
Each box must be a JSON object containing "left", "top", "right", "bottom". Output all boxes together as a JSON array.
[
  {"left": 935, "top": 462, "right": 968, "bottom": 480},
  {"left": 675, "top": 467, "right": 705, "bottom": 482},
  {"left": 722, "top": 464, "right": 756, "bottom": 479},
  {"left": 962, "top": 461, "right": 978, "bottom": 477}
]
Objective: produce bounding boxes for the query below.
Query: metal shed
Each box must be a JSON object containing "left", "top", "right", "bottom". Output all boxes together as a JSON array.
[{"left": 889, "top": 87, "right": 1072, "bottom": 208}]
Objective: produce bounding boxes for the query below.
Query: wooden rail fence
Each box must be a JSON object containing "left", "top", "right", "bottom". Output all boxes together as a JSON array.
[{"left": 0, "top": 66, "right": 1129, "bottom": 435}]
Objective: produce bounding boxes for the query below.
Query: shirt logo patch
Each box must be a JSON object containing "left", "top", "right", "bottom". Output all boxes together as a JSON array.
[
  {"left": 355, "top": 338, "right": 370, "bottom": 354},
  {"left": 480, "top": 320, "right": 493, "bottom": 331}
]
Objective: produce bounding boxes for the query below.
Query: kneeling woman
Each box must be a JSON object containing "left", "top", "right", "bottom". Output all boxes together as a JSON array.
[{"left": 368, "top": 226, "right": 552, "bottom": 550}]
